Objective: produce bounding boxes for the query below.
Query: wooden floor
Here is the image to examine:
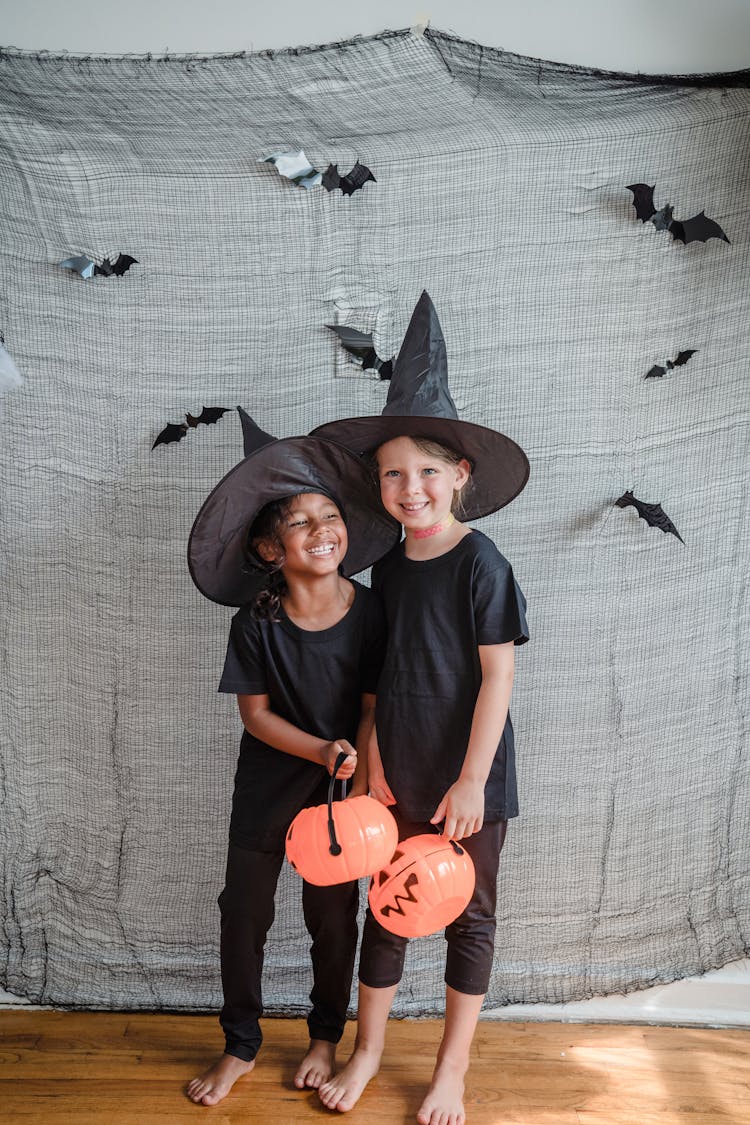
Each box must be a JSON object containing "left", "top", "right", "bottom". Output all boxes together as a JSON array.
[{"left": 1, "top": 1011, "right": 748, "bottom": 1124}]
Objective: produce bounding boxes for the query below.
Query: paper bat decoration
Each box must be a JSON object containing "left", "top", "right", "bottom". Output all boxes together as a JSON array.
[
  {"left": 327, "top": 324, "right": 393, "bottom": 379},
  {"left": 59, "top": 253, "right": 139, "bottom": 279},
  {"left": 626, "top": 184, "right": 730, "bottom": 245},
  {"left": 152, "top": 406, "right": 231, "bottom": 449},
  {"left": 615, "top": 491, "right": 684, "bottom": 543},
  {"left": 645, "top": 350, "right": 697, "bottom": 379},
  {"left": 321, "top": 161, "right": 377, "bottom": 196},
  {"left": 261, "top": 150, "right": 376, "bottom": 195},
  {"left": 261, "top": 150, "right": 322, "bottom": 189}
]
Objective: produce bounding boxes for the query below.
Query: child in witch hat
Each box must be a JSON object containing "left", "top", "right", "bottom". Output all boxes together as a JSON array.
[
  {"left": 186, "top": 410, "right": 399, "bottom": 1106},
  {"left": 313, "top": 293, "right": 530, "bottom": 1124}
]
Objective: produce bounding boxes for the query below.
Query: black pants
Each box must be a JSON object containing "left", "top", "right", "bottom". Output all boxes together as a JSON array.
[
  {"left": 358, "top": 812, "right": 507, "bottom": 997},
  {"left": 218, "top": 842, "right": 359, "bottom": 1062}
]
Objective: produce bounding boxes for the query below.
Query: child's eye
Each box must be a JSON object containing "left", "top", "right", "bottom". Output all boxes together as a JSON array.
[
  {"left": 382, "top": 469, "right": 400, "bottom": 478},
  {"left": 323, "top": 512, "right": 340, "bottom": 520},
  {"left": 288, "top": 519, "right": 307, "bottom": 529},
  {"left": 422, "top": 467, "right": 437, "bottom": 476}
]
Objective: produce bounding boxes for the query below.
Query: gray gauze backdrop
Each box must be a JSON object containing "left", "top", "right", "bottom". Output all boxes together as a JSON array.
[{"left": 0, "top": 28, "right": 748, "bottom": 1014}]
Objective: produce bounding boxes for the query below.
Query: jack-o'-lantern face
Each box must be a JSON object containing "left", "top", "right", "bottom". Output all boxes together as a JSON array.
[
  {"left": 375, "top": 868, "right": 419, "bottom": 920},
  {"left": 368, "top": 835, "right": 475, "bottom": 938}
]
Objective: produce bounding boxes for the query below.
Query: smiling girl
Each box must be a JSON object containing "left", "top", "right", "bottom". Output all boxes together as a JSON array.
[
  {"left": 313, "top": 294, "right": 530, "bottom": 1125},
  {"left": 187, "top": 412, "right": 398, "bottom": 1106}
]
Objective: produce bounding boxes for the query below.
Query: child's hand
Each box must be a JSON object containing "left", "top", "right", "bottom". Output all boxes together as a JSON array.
[
  {"left": 367, "top": 738, "right": 396, "bottom": 806},
  {"left": 322, "top": 740, "right": 357, "bottom": 778},
  {"left": 368, "top": 772, "right": 396, "bottom": 807},
  {"left": 431, "top": 778, "right": 484, "bottom": 840}
]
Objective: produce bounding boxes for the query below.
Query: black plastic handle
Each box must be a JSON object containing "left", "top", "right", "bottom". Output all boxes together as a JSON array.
[
  {"left": 431, "top": 820, "right": 465, "bottom": 855},
  {"left": 326, "top": 749, "right": 350, "bottom": 856}
]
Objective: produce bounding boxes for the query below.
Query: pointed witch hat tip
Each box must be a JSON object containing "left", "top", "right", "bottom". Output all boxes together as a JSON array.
[
  {"left": 409, "top": 289, "right": 436, "bottom": 323},
  {"left": 237, "top": 406, "right": 277, "bottom": 458},
  {"left": 385, "top": 289, "right": 456, "bottom": 419}
]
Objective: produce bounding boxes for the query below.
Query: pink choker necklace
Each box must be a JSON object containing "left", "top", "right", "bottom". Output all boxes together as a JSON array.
[{"left": 411, "top": 513, "right": 455, "bottom": 539}]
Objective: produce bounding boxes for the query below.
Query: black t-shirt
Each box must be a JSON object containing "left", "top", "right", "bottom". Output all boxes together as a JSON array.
[
  {"left": 218, "top": 580, "right": 387, "bottom": 849},
  {"left": 371, "top": 530, "right": 528, "bottom": 822}
]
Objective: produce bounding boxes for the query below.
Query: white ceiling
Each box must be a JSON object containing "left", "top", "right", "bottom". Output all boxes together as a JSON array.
[{"left": 3, "top": 0, "right": 750, "bottom": 73}]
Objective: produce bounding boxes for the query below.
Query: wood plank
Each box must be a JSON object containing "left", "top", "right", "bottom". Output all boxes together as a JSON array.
[
  {"left": 1, "top": 1012, "right": 748, "bottom": 1124},
  {"left": 576, "top": 1117, "right": 743, "bottom": 1125}
]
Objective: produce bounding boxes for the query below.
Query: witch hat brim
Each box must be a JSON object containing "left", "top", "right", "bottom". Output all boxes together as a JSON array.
[
  {"left": 188, "top": 433, "right": 401, "bottom": 607},
  {"left": 311, "top": 415, "right": 529, "bottom": 520},
  {"left": 311, "top": 291, "right": 529, "bottom": 519}
]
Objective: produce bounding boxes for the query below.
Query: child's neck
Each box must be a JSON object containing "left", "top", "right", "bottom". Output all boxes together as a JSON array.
[
  {"left": 412, "top": 512, "right": 456, "bottom": 540},
  {"left": 281, "top": 573, "right": 355, "bottom": 631},
  {"left": 403, "top": 518, "right": 471, "bottom": 561}
]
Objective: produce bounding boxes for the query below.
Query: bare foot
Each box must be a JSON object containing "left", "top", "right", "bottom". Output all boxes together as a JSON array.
[
  {"left": 186, "top": 1052, "right": 254, "bottom": 1105},
  {"left": 295, "top": 1039, "right": 337, "bottom": 1089},
  {"left": 318, "top": 1045, "right": 381, "bottom": 1112},
  {"left": 416, "top": 1057, "right": 467, "bottom": 1125}
]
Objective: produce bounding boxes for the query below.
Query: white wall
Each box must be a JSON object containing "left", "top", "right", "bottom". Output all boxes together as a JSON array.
[
  {"left": 3, "top": 0, "right": 750, "bottom": 73},
  {"left": 1, "top": 0, "right": 748, "bottom": 1024}
]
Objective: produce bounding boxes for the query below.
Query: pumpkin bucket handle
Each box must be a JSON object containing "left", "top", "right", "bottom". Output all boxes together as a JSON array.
[
  {"left": 430, "top": 821, "right": 465, "bottom": 857},
  {"left": 326, "top": 750, "right": 350, "bottom": 857}
]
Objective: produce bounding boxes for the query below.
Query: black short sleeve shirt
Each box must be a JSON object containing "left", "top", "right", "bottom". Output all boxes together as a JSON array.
[
  {"left": 218, "top": 580, "right": 386, "bottom": 849},
  {"left": 371, "top": 530, "right": 528, "bottom": 822}
]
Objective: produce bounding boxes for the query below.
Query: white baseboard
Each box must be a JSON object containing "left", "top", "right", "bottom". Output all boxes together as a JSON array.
[
  {"left": 3, "top": 958, "right": 749, "bottom": 1027},
  {"left": 483, "top": 957, "right": 750, "bottom": 1027}
]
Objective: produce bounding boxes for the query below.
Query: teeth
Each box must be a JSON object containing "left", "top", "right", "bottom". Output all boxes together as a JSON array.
[{"left": 308, "top": 544, "right": 335, "bottom": 556}]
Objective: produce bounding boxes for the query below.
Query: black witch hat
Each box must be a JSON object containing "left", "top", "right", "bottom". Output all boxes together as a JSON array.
[
  {"left": 188, "top": 408, "right": 401, "bottom": 606},
  {"left": 312, "top": 292, "right": 529, "bottom": 519}
]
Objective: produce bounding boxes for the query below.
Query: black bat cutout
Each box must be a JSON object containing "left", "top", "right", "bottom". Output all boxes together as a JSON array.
[
  {"left": 185, "top": 406, "right": 230, "bottom": 428},
  {"left": 322, "top": 161, "right": 376, "bottom": 196},
  {"left": 626, "top": 184, "right": 730, "bottom": 245},
  {"left": 153, "top": 422, "right": 188, "bottom": 447},
  {"left": 615, "top": 491, "right": 684, "bottom": 543},
  {"left": 95, "top": 253, "right": 138, "bottom": 277},
  {"left": 327, "top": 324, "right": 393, "bottom": 379},
  {"left": 645, "top": 349, "right": 697, "bottom": 379},
  {"left": 152, "top": 406, "right": 231, "bottom": 449},
  {"left": 60, "top": 253, "right": 139, "bottom": 279}
]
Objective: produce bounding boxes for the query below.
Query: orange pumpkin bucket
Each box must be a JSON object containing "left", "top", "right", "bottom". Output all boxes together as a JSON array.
[
  {"left": 368, "top": 833, "right": 476, "bottom": 938},
  {"left": 286, "top": 751, "right": 399, "bottom": 886}
]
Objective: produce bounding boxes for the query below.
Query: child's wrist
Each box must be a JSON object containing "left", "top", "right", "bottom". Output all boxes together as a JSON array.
[{"left": 458, "top": 771, "right": 486, "bottom": 787}]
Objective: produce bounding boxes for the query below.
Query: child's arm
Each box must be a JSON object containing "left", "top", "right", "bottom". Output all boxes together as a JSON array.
[
  {"left": 237, "top": 694, "right": 357, "bottom": 778},
  {"left": 348, "top": 692, "right": 376, "bottom": 798},
  {"left": 431, "top": 641, "right": 515, "bottom": 839},
  {"left": 366, "top": 723, "right": 397, "bottom": 806}
]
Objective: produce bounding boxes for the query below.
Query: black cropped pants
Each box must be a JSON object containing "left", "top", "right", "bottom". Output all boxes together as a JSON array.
[
  {"left": 218, "top": 842, "right": 359, "bottom": 1062},
  {"left": 358, "top": 811, "right": 507, "bottom": 996}
]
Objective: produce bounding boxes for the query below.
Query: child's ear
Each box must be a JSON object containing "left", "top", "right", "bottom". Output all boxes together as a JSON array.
[
  {"left": 254, "top": 538, "right": 281, "bottom": 565},
  {"left": 454, "top": 459, "right": 472, "bottom": 489}
]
